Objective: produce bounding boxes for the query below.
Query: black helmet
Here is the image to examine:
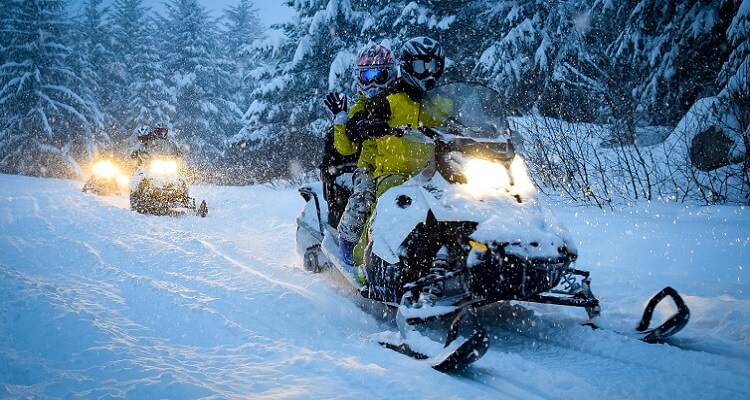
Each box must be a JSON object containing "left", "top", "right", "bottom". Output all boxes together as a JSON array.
[{"left": 400, "top": 36, "right": 445, "bottom": 92}]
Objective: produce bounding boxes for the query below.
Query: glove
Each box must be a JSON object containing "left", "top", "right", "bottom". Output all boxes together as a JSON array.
[
  {"left": 346, "top": 118, "right": 395, "bottom": 143},
  {"left": 324, "top": 92, "right": 348, "bottom": 116}
]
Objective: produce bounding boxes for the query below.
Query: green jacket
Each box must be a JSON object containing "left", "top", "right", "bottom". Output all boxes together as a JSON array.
[
  {"left": 332, "top": 94, "right": 367, "bottom": 157},
  {"left": 357, "top": 90, "right": 450, "bottom": 184}
]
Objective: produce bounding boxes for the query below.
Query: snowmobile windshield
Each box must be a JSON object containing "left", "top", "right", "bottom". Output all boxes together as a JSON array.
[
  {"left": 422, "top": 82, "right": 510, "bottom": 140},
  {"left": 424, "top": 83, "right": 531, "bottom": 196}
]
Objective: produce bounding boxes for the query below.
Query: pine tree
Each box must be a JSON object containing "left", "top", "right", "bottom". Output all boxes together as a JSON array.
[
  {"left": 720, "top": 0, "right": 749, "bottom": 108},
  {"left": 607, "top": 0, "right": 734, "bottom": 129},
  {"left": 532, "top": 0, "right": 601, "bottom": 121},
  {"left": 108, "top": 0, "right": 167, "bottom": 140},
  {"left": 74, "top": 0, "right": 117, "bottom": 139},
  {"left": 233, "top": 0, "right": 367, "bottom": 182},
  {"left": 473, "top": 1, "right": 554, "bottom": 114},
  {"left": 159, "top": 0, "right": 237, "bottom": 165},
  {"left": 126, "top": 15, "right": 174, "bottom": 133},
  {"left": 222, "top": 0, "right": 266, "bottom": 102},
  {"left": 0, "top": 0, "right": 102, "bottom": 177}
]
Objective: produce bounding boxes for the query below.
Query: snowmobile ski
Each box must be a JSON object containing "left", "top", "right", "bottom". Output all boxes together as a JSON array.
[
  {"left": 379, "top": 329, "right": 489, "bottom": 372},
  {"left": 585, "top": 286, "right": 690, "bottom": 343},
  {"left": 379, "top": 307, "right": 490, "bottom": 372},
  {"left": 635, "top": 286, "right": 690, "bottom": 343},
  {"left": 377, "top": 294, "right": 491, "bottom": 372}
]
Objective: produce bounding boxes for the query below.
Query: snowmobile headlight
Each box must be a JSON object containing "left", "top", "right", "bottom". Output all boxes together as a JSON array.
[
  {"left": 462, "top": 158, "right": 511, "bottom": 196},
  {"left": 116, "top": 174, "right": 129, "bottom": 187},
  {"left": 460, "top": 156, "right": 536, "bottom": 199},
  {"left": 92, "top": 160, "right": 119, "bottom": 178},
  {"left": 150, "top": 159, "right": 179, "bottom": 175}
]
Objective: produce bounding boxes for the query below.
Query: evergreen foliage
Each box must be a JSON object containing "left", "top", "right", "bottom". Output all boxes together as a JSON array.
[
  {"left": 0, "top": 0, "right": 102, "bottom": 177},
  {"left": 0, "top": 0, "right": 746, "bottom": 202}
]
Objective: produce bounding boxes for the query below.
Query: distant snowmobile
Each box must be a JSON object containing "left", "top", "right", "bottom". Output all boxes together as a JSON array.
[
  {"left": 296, "top": 83, "right": 689, "bottom": 371},
  {"left": 129, "top": 140, "right": 207, "bottom": 218},
  {"left": 82, "top": 159, "right": 130, "bottom": 196}
]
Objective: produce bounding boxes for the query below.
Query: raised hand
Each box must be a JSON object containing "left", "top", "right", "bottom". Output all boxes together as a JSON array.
[{"left": 324, "top": 92, "right": 348, "bottom": 116}]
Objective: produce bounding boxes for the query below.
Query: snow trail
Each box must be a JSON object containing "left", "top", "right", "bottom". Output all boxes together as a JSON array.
[{"left": 1, "top": 174, "right": 748, "bottom": 399}]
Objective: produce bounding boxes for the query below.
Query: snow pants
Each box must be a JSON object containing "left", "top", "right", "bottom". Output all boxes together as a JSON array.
[{"left": 337, "top": 168, "right": 375, "bottom": 244}]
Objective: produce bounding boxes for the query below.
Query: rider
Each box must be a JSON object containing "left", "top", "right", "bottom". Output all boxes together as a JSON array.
[
  {"left": 337, "top": 36, "right": 449, "bottom": 267},
  {"left": 325, "top": 43, "right": 398, "bottom": 158},
  {"left": 322, "top": 43, "right": 398, "bottom": 234},
  {"left": 130, "top": 123, "right": 180, "bottom": 165}
]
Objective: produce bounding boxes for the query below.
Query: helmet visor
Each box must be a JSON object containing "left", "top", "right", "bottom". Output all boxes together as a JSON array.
[
  {"left": 359, "top": 67, "right": 391, "bottom": 85},
  {"left": 409, "top": 58, "right": 438, "bottom": 77}
]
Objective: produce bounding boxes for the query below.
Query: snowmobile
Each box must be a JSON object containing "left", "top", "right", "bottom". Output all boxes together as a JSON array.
[
  {"left": 82, "top": 159, "right": 130, "bottom": 195},
  {"left": 296, "top": 83, "right": 690, "bottom": 371},
  {"left": 129, "top": 142, "right": 208, "bottom": 217}
]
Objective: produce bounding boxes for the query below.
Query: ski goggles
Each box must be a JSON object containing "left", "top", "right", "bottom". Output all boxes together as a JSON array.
[{"left": 358, "top": 67, "right": 392, "bottom": 85}]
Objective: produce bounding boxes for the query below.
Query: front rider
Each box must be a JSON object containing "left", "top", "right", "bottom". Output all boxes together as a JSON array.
[
  {"left": 337, "top": 37, "right": 449, "bottom": 268},
  {"left": 130, "top": 124, "right": 180, "bottom": 166}
]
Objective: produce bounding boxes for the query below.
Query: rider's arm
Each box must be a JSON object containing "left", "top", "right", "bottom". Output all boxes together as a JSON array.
[
  {"left": 345, "top": 94, "right": 392, "bottom": 143},
  {"left": 333, "top": 99, "right": 366, "bottom": 156}
]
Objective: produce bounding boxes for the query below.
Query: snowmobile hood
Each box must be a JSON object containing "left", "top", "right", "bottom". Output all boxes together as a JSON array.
[{"left": 370, "top": 173, "right": 576, "bottom": 264}]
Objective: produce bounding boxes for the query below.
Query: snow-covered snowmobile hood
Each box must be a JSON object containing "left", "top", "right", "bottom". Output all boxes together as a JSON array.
[{"left": 371, "top": 172, "right": 576, "bottom": 264}]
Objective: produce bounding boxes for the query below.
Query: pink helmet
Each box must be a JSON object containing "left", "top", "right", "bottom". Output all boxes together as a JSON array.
[{"left": 354, "top": 44, "right": 396, "bottom": 98}]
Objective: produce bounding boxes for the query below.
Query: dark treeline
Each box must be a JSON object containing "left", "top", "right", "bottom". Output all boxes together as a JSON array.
[{"left": 1, "top": 0, "right": 747, "bottom": 201}]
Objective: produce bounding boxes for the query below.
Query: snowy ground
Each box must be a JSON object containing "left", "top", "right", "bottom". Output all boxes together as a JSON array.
[{"left": 1, "top": 173, "right": 748, "bottom": 399}]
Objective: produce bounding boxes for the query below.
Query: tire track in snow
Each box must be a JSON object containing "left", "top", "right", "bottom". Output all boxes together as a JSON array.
[
  {"left": 471, "top": 304, "right": 750, "bottom": 400},
  {"left": 196, "top": 238, "right": 316, "bottom": 300}
]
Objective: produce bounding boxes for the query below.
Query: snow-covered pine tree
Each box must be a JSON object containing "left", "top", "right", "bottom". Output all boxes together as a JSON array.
[
  {"left": 159, "top": 0, "right": 238, "bottom": 167},
  {"left": 473, "top": 1, "right": 555, "bottom": 115},
  {"left": 221, "top": 0, "right": 266, "bottom": 113},
  {"left": 108, "top": 0, "right": 176, "bottom": 153},
  {"left": 0, "top": 0, "right": 103, "bottom": 178},
  {"left": 606, "top": 0, "right": 735, "bottom": 130},
  {"left": 233, "top": 0, "right": 366, "bottom": 182},
  {"left": 718, "top": 0, "right": 749, "bottom": 156},
  {"left": 124, "top": 12, "right": 174, "bottom": 136},
  {"left": 531, "top": 0, "right": 602, "bottom": 122},
  {"left": 211, "top": 0, "right": 268, "bottom": 183},
  {"left": 74, "top": 0, "right": 116, "bottom": 132}
]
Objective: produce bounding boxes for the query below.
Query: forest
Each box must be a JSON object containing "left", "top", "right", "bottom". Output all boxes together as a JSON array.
[{"left": 1, "top": 0, "right": 748, "bottom": 204}]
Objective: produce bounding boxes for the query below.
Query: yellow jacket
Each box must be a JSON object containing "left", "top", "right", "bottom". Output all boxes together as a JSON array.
[
  {"left": 332, "top": 95, "right": 367, "bottom": 157},
  {"left": 358, "top": 91, "right": 449, "bottom": 181}
]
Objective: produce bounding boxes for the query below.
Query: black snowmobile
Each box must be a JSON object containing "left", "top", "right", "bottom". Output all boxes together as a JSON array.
[
  {"left": 296, "top": 83, "right": 689, "bottom": 371},
  {"left": 129, "top": 139, "right": 207, "bottom": 217}
]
